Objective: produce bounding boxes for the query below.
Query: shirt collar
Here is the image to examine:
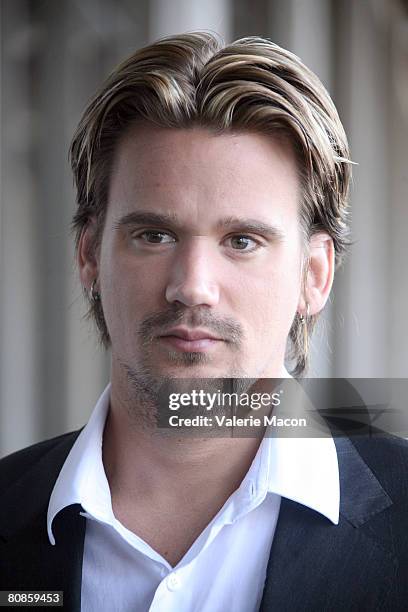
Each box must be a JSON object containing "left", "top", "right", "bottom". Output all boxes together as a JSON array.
[
  {"left": 263, "top": 377, "right": 340, "bottom": 525},
  {"left": 264, "top": 436, "right": 339, "bottom": 524},
  {"left": 47, "top": 380, "right": 339, "bottom": 545},
  {"left": 47, "top": 384, "right": 112, "bottom": 545}
]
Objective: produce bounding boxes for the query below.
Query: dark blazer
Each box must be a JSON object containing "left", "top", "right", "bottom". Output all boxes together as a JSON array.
[{"left": 0, "top": 430, "right": 407, "bottom": 611}]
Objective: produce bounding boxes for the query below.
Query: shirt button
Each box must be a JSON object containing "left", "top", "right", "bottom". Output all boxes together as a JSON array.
[{"left": 166, "top": 573, "right": 181, "bottom": 591}]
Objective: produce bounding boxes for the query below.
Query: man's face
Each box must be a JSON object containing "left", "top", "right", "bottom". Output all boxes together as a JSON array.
[{"left": 97, "top": 124, "right": 304, "bottom": 382}]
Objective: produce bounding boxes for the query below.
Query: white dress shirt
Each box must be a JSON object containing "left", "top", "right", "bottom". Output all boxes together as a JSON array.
[{"left": 47, "top": 384, "right": 339, "bottom": 612}]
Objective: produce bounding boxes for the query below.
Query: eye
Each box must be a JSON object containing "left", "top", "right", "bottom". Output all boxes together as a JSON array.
[
  {"left": 227, "top": 235, "right": 260, "bottom": 252},
  {"left": 137, "top": 230, "right": 176, "bottom": 244}
]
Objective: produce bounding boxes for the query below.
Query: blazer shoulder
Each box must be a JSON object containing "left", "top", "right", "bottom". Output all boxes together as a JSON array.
[
  {"left": 0, "top": 430, "right": 81, "bottom": 494},
  {"left": 349, "top": 433, "right": 408, "bottom": 501}
]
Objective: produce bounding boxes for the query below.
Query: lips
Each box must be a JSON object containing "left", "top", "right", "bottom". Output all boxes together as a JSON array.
[
  {"left": 159, "top": 327, "right": 223, "bottom": 352},
  {"left": 161, "top": 328, "right": 222, "bottom": 341}
]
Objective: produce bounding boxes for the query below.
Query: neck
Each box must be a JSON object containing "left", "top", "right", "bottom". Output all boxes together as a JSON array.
[
  {"left": 103, "top": 381, "right": 262, "bottom": 504},
  {"left": 102, "top": 360, "right": 289, "bottom": 508}
]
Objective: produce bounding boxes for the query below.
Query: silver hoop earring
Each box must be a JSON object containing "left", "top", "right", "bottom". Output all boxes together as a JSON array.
[
  {"left": 90, "top": 279, "right": 100, "bottom": 302},
  {"left": 299, "top": 303, "right": 310, "bottom": 324}
]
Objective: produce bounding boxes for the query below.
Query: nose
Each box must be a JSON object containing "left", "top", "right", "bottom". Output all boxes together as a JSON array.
[{"left": 165, "top": 237, "right": 220, "bottom": 307}]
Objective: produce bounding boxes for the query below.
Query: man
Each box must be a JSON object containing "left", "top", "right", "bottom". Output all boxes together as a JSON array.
[{"left": 0, "top": 32, "right": 407, "bottom": 611}]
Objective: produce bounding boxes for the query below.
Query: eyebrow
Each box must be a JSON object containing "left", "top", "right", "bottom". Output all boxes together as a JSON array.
[{"left": 114, "top": 211, "right": 286, "bottom": 241}]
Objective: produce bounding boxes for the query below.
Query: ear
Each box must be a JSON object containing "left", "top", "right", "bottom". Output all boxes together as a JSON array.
[
  {"left": 298, "top": 232, "right": 335, "bottom": 316},
  {"left": 78, "top": 217, "right": 100, "bottom": 291}
]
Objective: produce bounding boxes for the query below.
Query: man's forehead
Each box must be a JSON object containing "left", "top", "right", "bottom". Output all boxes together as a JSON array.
[
  {"left": 109, "top": 125, "right": 300, "bottom": 215},
  {"left": 113, "top": 123, "right": 298, "bottom": 175}
]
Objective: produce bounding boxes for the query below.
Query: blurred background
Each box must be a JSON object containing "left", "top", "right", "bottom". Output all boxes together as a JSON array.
[{"left": 1, "top": 0, "right": 408, "bottom": 457}]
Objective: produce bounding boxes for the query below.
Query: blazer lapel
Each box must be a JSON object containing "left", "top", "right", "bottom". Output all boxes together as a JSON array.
[
  {"left": 0, "top": 432, "right": 85, "bottom": 612},
  {"left": 260, "top": 436, "right": 397, "bottom": 611}
]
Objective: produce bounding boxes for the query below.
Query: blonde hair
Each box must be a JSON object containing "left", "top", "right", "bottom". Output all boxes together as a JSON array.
[{"left": 70, "top": 31, "right": 352, "bottom": 377}]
